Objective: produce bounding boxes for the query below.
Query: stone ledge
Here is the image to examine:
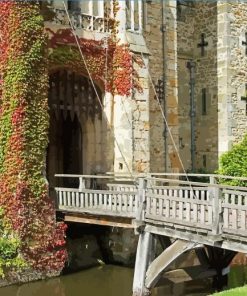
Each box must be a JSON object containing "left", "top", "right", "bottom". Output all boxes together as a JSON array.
[{"left": 0, "top": 269, "right": 61, "bottom": 288}]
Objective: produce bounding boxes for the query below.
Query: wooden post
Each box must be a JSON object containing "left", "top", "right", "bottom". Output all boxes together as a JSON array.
[
  {"left": 133, "top": 232, "right": 152, "bottom": 296},
  {"left": 209, "top": 177, "right": 223, "bottom": 236},
  {"left": 79, "top": 177, "right": 85, "bottom": 191},
  {"left": 134, "top": 178, "right": 147, "bottom": 232}
]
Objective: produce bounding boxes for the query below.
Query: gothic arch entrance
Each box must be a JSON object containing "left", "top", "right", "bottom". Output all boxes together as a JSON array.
[{"left": 46, "top": 69, "right": 102, "bottom": 191}]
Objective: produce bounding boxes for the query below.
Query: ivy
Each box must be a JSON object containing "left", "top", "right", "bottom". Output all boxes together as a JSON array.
[
  {"left": 217, "top": 134, "right": 247, "bottom": 186},
  {"left": 0, "top": 1, "right": 67, "bottom": 278},
  {"left": 0, "top": 0, "right": 143, "bottom": 280}
]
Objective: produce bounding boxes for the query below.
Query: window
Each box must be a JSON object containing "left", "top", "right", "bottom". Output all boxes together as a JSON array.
[
  {"left": 67, "top": 0, "right": 79, "bottom": 12},
  {"left": 202, "top": 155, "right": 207, "bottom": 168},
  {"left": 202, "top": 88, "right": 207, "bottom": 115}
]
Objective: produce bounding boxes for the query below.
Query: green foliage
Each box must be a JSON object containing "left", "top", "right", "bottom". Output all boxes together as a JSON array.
[
  {"left": 0, "top": 1, "right": 66, "bottom": 278},
  {"left": 0, "top": 208, "right": 27, "bottom": 278},
  {"left": 213, "top": 286, "right": 247, "bottom": 295},
  {"left": 217, "top": 134, "right": 247, "bottom": 186}
]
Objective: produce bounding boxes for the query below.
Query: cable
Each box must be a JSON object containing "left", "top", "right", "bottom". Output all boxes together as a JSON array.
[
  {"left": 62, "top": 1, "right": 138, "bottom": 188},
  {"left": 126, "top": 3, "right": 196, "bottom": 194},
  {"left": 63, "top": 2, "right": 196, "bottom": 195}
]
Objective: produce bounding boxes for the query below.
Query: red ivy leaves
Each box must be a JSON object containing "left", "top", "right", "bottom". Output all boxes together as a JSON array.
[
  {"left": 0, "top": 1, "right": 67, "bottom": 276},
  {"left": 48, "top": 28, "right": 143, "bottom": 96}
]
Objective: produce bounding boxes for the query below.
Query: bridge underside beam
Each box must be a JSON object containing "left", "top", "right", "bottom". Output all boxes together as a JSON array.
[
  {"left": 145, "top": 239, "right": 200, "bottom": 289},
  {"left": 63, "top": 213, "right": 134, "bottom": 228},
  {"left": 145, "top": 224, "right": 247, "bottom": 254}
]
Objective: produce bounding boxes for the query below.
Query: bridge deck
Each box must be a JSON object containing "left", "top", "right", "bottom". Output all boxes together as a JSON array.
[{"left": 55, "top": 173, "right": 247, "bottom": 253}]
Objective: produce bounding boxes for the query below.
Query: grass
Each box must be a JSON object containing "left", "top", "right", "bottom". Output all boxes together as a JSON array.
[{"left": 213, "top": 286, "right": 247, "bottom": 295}]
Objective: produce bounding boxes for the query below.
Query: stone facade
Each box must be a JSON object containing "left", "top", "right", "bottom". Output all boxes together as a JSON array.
[
  {"left": 177, "top": 2, "right": 218, "bottom": 172},
  {"left": 45, "top": 0, "right": 247, "bottom": 177},
  {"left": 176, "top": 0, "right": 247, "bottom": 172},
  {"left": 218, "top": 1, "right": 247, "bottom": 154}
]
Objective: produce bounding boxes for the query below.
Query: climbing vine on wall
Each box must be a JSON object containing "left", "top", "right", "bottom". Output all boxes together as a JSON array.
[
  {"left": 46, "top": 0, "right": 143, "bottom": 97},
  {"left": 47, "top": 28, "right": 143, "bottom": 96},
  {"left": 0, "top": 0, "right": 143, "bottom": 279},
  {"left": 0, "top": 1, "right": 66, "bottom": 277}
]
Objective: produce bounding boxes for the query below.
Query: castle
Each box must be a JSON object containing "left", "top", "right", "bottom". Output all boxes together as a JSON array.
[
  {"left": 0, "top": 0, "right": 247, "bottom": 285},
  {"left": 43, "top": 0, "right": 247, "bottom": 188}
]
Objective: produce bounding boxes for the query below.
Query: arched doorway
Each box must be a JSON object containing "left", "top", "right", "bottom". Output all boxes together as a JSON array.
[{"left": 46, "top": 69, "right": 102, "bottom": 191}]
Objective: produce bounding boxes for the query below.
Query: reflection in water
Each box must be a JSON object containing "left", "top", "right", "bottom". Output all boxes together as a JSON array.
[{"left": 1, "top": 265, "right": 247, "bottom": 296}]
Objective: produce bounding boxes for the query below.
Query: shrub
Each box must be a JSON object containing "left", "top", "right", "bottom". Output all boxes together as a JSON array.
[{"left": 217, "top": 134, "right": 247, "bottom": 186}]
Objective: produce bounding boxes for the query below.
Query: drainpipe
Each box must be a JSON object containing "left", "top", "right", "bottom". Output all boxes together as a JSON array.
[
  {"left": 161, "top": 0, "right": 167, "bottom": 171},
  {"left": 187, "top": 60, "right": 196, "bottom": 172}
]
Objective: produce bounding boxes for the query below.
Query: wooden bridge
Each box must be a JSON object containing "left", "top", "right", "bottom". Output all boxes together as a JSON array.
[{"left": 55, "top": 173, "right": 247, "bottom": 295}]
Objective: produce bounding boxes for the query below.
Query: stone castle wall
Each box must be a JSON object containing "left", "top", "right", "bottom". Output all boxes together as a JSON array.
[
  {"left": 228, "top": 2, "right": 247, "bottom": 144},
  {"left": 177, "top": 1, "right": 218, "bottom": 172},
  {"left": 144, "top": 0, "right": 179, "bottom": 172},
  {"left": 143, "top": 1, "right": 166, "bottom": 172},
  {"left": 217, "top": 1, "right": 247, "bottom": 157}
]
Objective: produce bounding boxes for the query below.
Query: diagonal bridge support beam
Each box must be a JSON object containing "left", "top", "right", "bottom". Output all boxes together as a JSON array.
[{"left": 132, "top": 233, "right": 201, "bottom": 296}]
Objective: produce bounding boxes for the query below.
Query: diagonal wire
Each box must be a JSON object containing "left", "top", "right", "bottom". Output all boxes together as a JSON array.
[
  {"left": 126, "top": 3, "right": 195, "bottom": 193},
  {"left": 62, "top": 1, "right": 139, "bottom": 187}
]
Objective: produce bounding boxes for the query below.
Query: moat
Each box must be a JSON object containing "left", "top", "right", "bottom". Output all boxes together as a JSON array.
[{"left": 1, "top": 265, "right": 247, "bottom": 296}]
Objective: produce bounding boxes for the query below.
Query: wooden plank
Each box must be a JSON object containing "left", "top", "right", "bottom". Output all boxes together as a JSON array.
[
  {"left": 158, "top": 198, "right": 163, "bottom": 217},
  {"left": 109, "top": 194, "right": 112, "bottom": 211},
  {"left": 232, "top": 208, "right": 237, "bottom": 230},
  {"left": 193, "top": 203, "right": 198, "bottom": 223},
  {"left": 144, "top": 225, "right": 247, "bottom": 254},
  {"left": 200, "top": 204, "right": 205, "bottom": 224},
  {"left": 208, "top": 205, "right": 213, "bottom": 224},
  {"left": 75, "top": 192, "right": 79, "bottom": 207},
  {"left": 71, "top": 191, "right": 75, "bottom": 207},
  {"left": 223, "top": 207, "right": 229, "bottom": 229},
  {"left": 223, "top": 189, "right": 247, "bottom": 197},
  {"left": 145, "top": 194, "right": 209, "bottom": 205},
  {"left": 165, "top": 199, "right": 170, "bottom": 218},
  {"left": 146, "top": 196, "right": 151, "bottom": 215},
  {"left": 240, "top": 210, "right": 246, "bottom": 230},
  {"left": 85, "top": 192, "right": 88, "bottom": 208},
  {"left": 89, "top": 193, "right": 93, "bottom": 208},
  {"left": 93, "top": 192, "right": 98, "bottom": 208},
  {"left": 129, "top": 194, "right": 133, "bottom": 212},
  {"left": 67, "top": 191, "right": 71, "bottom": 207},
  {"left": 113, "top": 193, "right": 117, "bottom": 212},
  {"left": 118, "top": 193, "right": 122, "bottom": 212},
  {"left": 59, "top": 207, "right": 136, "bottom": 218},
  {"left": 103, "top": 193, "right": 107, "bottom": 209},
  {"left": 222, "top": 227, "right": 247, "bottom": 237},
  {"left": 64, "top": 214, "right": 134, "bottom": 228},
  {"left": 178, "top": 200, "right": 183, "bottom": 220},
  {"left": 145, "top": 214, "right": 211, "bottom": 230},
  {"left": 58, "top": 190, "right": 63, "bottom": 206},
  {"left": 99, "top": 193, "right": 103, "bottom": 208},
  {"left": 80, "top": 192, "right": 84, "bottom": 208},
  {"left": 186, "top": 201, "right": 190, "bottom": 222},
  {"left": 56, "top": 187, "right": 138, "bottom": 196},
  {"left": 172, "top": 200, "right": 176, "bottom": 219}
]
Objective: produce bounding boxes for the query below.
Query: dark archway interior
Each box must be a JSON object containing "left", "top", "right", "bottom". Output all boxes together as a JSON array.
[{"left": 46, "top": 69, "right": 102, "bottom": 191}]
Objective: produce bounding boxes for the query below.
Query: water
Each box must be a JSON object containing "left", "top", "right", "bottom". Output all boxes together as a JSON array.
[{"left": 0, "top": 265, "right": 246, "bottom": 296}]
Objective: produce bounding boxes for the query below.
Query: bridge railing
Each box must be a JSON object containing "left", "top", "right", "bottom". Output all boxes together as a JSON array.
[
  {"left": 55, "top": 174, "right": 139, "bottom": 218},
  {"left": 145, "top": 186, "right": 212, "bottom": 231},
  {"left": 55, "top": 173, "right": 247, "bottom": 241},
  {"left": 222, "top": 188, "right": 247, "bottom": 237},
  {"left": 144, "top": 175, "right": 247, "bottom": 239}
]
